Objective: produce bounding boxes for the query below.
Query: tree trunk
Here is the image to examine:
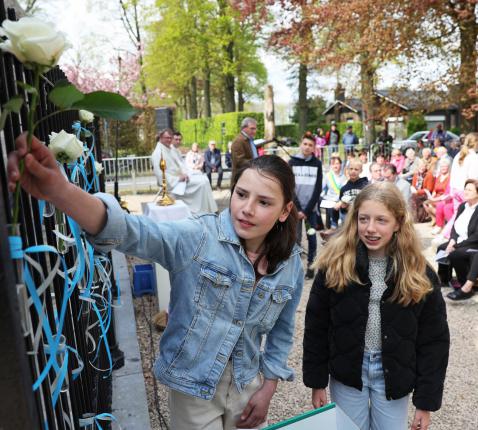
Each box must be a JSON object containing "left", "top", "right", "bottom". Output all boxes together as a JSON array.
[
  {"left": 238, "top": 87, "right": 245, "bottom": 112},
  {"left": 458, "top": 14, "right": 478, "bottom": 132},
  {"left": 360, "top": 54, "right": 377, "bottom": 145},
  {"left": 218, "top": 0, "right": 236, "bottom": 112},
  {"left": 184, "top": 88, "right": 190, "bottom": 120},
  {"left": 264, "top": 85, "right": 275, "bottom": 140},
  {"left": 224, "top": 41, "right": 236, "bottom": 112},
  {"left": 190, "top": 77, "right": 198, "bottom": 119},
  {"left": 298, "top": 63, "right": 308, "bottom": 137},
  {"left": 203, "top": 67, "right": 212, "bottom": 118}
]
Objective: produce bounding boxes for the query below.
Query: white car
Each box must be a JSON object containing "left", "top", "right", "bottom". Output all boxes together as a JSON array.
[{"left": 392, "top": 130, "right": 459, "bottom": 151}]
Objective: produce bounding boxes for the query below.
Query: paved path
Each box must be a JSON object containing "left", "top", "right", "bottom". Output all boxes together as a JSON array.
[{"left": 123, "top": 193, "right": 478, "bottom": 429}]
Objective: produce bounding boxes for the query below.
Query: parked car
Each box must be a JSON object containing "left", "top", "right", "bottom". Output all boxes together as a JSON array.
[{"left": 392, "top": 130, "right": 459, "bottom": 152}]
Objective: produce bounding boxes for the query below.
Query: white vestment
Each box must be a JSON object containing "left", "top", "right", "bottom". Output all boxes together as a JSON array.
[{"left": 152, "top": 142, "right": 217, "bottom": 214}]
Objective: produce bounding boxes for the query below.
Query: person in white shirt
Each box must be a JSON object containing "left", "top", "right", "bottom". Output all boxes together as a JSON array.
[
  {"left": 185, "top": 142, "right": 205, "bottom": 172},
  {"left": 152, "top": 129, "right": 217, "bottom": 214},
  {"left": 449, "top": 133, "right": 478, "bottom": 203},
  {"left": 436, "top": 179, "right": 478, "bottom": 301}
]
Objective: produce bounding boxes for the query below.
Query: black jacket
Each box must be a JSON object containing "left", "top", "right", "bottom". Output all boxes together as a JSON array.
[
  {"left": 288, "top": 155, "right": 323, "bottom": 218},
  {"left": 450, "top": 202, "right": 478, "bottom": 249},
  {"left": 338, "top": 176, "right": 368, "bottom": 214},
  {"left": 303, "top": 243, "right": 449, "bottom": 411}
]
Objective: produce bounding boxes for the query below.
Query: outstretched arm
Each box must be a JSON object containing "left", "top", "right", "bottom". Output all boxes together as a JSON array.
[{"left": 8, "top": 133, "right": 107, "bottom": 235}]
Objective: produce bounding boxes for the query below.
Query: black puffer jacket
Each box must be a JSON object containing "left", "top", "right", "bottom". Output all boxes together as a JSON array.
[{"left": 303, "top": 243, "right": 450, "bottom": 411}]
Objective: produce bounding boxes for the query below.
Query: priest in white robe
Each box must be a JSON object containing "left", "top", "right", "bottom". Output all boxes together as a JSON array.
[{"left": 152, "top": 129, "right": 217, "bottom": 214}]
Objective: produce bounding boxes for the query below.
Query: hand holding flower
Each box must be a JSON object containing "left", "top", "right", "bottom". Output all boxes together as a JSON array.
[
  {"left": 8, "top": 133, "right": 107, "bottom": 235},
  {"left": 7, "top": 133, "right": 69, "bottom": 201}
]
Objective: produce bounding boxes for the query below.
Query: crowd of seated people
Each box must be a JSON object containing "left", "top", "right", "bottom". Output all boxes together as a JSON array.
[{"left": 314, "top": 129, "right": 478, "bottom": 301}]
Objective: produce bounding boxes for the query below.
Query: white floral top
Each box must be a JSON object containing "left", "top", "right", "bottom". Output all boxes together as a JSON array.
[{"left": 365, "top": 256, "right": 388, "bottom": 352}]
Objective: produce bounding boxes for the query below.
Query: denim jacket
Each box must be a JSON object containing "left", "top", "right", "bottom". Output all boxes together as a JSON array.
[{"left": 88, "top": 193, "right": 304, "bottom": 400}]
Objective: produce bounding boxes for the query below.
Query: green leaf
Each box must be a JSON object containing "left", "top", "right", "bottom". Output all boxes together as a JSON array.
[
  {"left": 72, "top": 91, "right": 138, "bottom": 121},
  {"left": 48, "top": 80, "right": 84, "bottom": 109},
  {"left": 4, "top": 96, "right": 24, "bottom": 113},
  {"left": 17, "top": 81, "right": 38, "bottom": 95},
  {"left": 0, "top": 96, "right": 24, "bottom": 130}
]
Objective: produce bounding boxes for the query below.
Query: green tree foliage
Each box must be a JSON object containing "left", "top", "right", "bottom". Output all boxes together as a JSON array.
[
  {"left": 144, "top": 0, "right": 266, "bottom": 118},
  {"left": 179, "top": 111, "right": 264, "bottom": 149},
  {"left": 407, "top": 114, "right": 427, "bottom": 136},
  {"left": 290, "top": 96, "right": 328, "bottom": 130}
]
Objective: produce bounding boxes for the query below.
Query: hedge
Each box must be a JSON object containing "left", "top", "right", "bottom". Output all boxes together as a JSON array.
[
  {"left": 407, "top": 114, "right": 427, "bottom": 136},
  {"left": 179, "top": 112, "right": 264, "bottom": 150},
  {"left": 276, "top": 124, "right": 299, "bottom": 140}
]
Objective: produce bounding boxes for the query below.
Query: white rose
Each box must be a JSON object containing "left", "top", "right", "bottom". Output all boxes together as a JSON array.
[
  {"left": 79, "top": 110, "right": 94, "bottom": 123},
  {"left": 95, "top": 161, "right": 104, "bottom": 174},
  {"left": 0, "top": 17, "right": 69, "bottom": 71},
  {"left": 49, "top": 130, "right": 84, "bottom": 163},
  {"left": 307, "top": 228, "right": 316, "bottom": 236}
]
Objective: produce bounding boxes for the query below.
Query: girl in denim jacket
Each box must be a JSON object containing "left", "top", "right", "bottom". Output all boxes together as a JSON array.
[{"left": 8, "top": 134, "right": 304, "bottom": 430}]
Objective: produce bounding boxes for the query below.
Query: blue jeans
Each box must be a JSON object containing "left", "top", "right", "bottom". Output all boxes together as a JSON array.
[
  {"left": 325, "top": 207, "right": 339, "bottom": 229},
  {"left": 330, "top": 351, "right": 409, "bottom": 430},
  {"left": 296, "top": 212, "right": 317, "bottom": 265}
]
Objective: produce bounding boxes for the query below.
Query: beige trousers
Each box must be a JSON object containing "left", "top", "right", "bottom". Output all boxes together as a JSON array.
[{"left": 168, "top": 362, "right": 267, "bottom": 430}]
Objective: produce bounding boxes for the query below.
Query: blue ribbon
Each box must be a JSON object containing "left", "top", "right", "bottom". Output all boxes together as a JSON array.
[{"left": 78, "top": 413, "right": 116, "bottom": 429}]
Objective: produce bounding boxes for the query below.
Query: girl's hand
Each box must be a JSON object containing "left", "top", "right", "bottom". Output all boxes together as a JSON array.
[
  {"left": 236, "top": 379, "right": 277, "bottom": 429},
  {"left": 411, "top": 409, "right": 430, "bottom": 430},
  {"left": 8, "top": 132, "right": 107, "bottom": 235},
  {"left": 7, "top": 133, "right": 69, "bottom": 201},
  {"left": 298, "top": 211, "right": 306, "bottom": 220},
  {"left": 312, "top": 388, "right": 328, "bottom": 409}
]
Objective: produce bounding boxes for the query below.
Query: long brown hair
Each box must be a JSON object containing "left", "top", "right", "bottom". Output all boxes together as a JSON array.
[
  {"left": 458, "top": 132, "right": 478, "bottom": 165},
  {"left": 231, "top": 155, "right": 298, "bottom": 273},
  {"left": 316, "top": 182, "right": 432, "bottom": 305}
]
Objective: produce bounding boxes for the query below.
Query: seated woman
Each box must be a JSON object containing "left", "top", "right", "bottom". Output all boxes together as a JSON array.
[
  {"left": 437, "top": 179, "right": 478, "bottom": 301},
  {"left": 410, "top": 159, "right": 435, "bottom": 222},
  {"left": 423, "top": 158, "right": 451, "bottom": 233},
  {"left": 185, "top": 142, "right": 205, "bottom": 173},
  {"left": 390, "top": 148, "right": 405, "bottom": 174},
  {"left": 400, "top": 147, "right": 419, "bottom": 183}
]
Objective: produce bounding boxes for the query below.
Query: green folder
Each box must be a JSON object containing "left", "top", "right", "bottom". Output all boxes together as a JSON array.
[{"left": 263, "top": 403, "right": 359, "bottom": 429}]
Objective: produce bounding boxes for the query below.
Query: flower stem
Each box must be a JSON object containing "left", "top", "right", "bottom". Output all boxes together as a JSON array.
[{"left": 11, "top": 67, "right": 41, "bottom": 227}]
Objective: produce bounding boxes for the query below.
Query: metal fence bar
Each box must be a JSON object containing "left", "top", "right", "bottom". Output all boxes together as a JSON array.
[{"left": 0, "top": 3, "right": 120, "bottom": 429}]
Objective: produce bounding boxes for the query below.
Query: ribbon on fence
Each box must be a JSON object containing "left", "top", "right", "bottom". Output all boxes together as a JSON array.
[
  {"left": 71, "top": 121, "right": 100, "bottom": 193},
  {"left": 79, "top": 413, "right": 117, "bottom": 430},
  {"left": 22, "top": 244, "right": 77, "bottom": 406},
  {"left": 79, "top": 249, "right": 114, "bottom": 376}
]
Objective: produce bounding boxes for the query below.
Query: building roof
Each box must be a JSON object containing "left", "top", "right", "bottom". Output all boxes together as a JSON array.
[{"left": 323, "top": 89, "right": 459, "bottom": 115}]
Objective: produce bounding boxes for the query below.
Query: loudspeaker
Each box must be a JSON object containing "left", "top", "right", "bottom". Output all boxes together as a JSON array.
[{"left": 155, "top": 107, "right": 173, "bottom": 131}]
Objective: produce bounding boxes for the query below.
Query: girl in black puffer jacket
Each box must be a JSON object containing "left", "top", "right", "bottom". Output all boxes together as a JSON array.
[{"left": 303, "top": 182, "right": 449, "bottom": 430}]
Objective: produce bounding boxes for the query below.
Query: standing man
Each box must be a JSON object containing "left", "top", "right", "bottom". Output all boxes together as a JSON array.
[
  {"left": 342, "top": 125, "right": 359, "bottom": 154},
  {"left": 325, "top": 122, "right": 340, "bottom": 153},
  {"left": 430, "top": 123, "right": 451, "bottom": 146},
  {"left": 204, "top": 140, "right": 223, "bottom": 189},
  {"left": 231, "top": 117, "right": 258, "bottom": 180}
]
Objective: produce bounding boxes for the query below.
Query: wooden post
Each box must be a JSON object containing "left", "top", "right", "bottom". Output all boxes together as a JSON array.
[{"left": 264, "top": 85, "right": 275, "bottom": 141}]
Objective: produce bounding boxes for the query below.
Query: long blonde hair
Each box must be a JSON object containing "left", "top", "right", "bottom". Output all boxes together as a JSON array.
[
  {"left": 316, "top": 182, "right": 432, "bottom": 305},
  {"left": 458, "top": 132, "right": 478, "bottom": 165}
]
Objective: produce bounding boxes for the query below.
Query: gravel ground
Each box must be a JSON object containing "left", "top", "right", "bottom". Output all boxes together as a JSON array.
[{"left": 124, "top": 192, "right": 478, "bottom": 430}]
